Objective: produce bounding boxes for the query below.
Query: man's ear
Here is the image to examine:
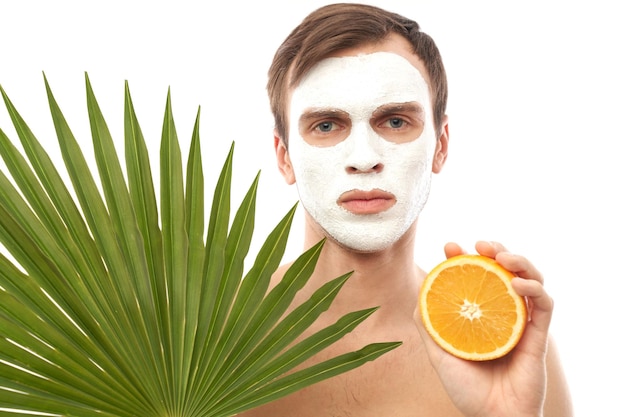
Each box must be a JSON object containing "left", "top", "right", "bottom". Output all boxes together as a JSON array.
[
  {"left": 432, "top": 116, "right": 449, "bottom": 174},
  {"left": 275, "top": 131, "right": 296, "bottom": 184}
]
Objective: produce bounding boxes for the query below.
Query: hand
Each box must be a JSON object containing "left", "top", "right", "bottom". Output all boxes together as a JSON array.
[{"left": 414, "top": 241, "right": 552, "bottom": 417}]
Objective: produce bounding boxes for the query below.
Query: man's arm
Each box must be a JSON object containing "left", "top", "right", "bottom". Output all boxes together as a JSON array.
[{"left": 543, "top": 337, "right": 574, "bottom": 416}]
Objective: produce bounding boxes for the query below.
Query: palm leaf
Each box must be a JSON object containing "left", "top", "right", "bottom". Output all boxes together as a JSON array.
[{"left": 0, "top": 74, "right": 401, "bottom": 416}]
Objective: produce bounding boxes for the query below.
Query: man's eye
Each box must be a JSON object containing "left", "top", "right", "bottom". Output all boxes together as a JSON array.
[
  {"left": 387, "top": 118, "right": 405, "bottom": 129},
  {"left": 315, "top": 121, "right": 335, "bottom": 132}
]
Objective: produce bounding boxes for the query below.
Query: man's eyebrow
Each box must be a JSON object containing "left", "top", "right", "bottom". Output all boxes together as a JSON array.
[
  {"left": 372, "top": 102, "right": 424, "bottom": 117},
  {"left": 298, "top": 109, "right": 350, "bottom": 124}
]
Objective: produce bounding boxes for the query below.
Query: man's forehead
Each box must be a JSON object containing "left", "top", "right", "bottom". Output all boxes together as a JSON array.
[
  {"left": 289, "top": 52, "right": 431, "bottom": 114},
  {"left": 301, "top": 51, "right": 427, "bottom": 83},
  {"left": 289, "top": 33, "right": 431, "bottom": 91}
]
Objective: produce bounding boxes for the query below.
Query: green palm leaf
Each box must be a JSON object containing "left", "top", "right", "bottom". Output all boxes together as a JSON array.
[{"left": 0, "top": 74, "right": 401, "bottom": 416}]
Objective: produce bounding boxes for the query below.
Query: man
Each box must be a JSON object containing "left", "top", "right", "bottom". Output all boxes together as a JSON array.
[{"left": 242, "top": 3, "right": 573, "bottom": 416}]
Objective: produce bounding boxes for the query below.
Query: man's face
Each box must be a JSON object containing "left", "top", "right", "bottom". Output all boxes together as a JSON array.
[{"left": 285, "top": 44, "right": 441, "bottom": 252}]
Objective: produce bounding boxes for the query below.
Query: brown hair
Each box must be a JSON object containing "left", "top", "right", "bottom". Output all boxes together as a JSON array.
[{"left": 267, "top": 3, "right": 448, "bottom": 146}]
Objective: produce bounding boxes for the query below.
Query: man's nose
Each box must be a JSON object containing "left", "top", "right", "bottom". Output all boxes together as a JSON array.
[
  {"left": 345, "top": 161, "right": 384, "bottom": 174},
  {"left": 344, "top": 125, "right": 384, "bottom": 174}
]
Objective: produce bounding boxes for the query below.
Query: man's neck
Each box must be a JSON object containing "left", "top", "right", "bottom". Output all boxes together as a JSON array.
[{"left": 300, "top": 221, "right": 424, "bottom": 324}]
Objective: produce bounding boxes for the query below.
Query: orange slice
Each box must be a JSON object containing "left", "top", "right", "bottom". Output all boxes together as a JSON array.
[{"left": 419, "top": 254, "right": 527, "bottom": 361}]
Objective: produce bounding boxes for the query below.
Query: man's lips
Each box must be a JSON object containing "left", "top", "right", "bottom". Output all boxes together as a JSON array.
[{"left": 337, "top": 189, "right": 397, "bottom": 214}]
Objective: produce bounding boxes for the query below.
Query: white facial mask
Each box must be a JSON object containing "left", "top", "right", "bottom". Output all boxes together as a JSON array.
[{"left": 288, "top": 52, "right": 438, "bottom": 252}]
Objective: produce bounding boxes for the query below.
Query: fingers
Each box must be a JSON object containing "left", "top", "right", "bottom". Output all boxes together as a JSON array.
[
  {"left": 473, "top": 241, "right": 545, "bottom": 285},
  {"left": 446, "top": 240, "right": 509, "bottom": 259},
  {"left": 512, "top": 277, "right": 553, "bottom": 316},
  {"left": 480, "top": 241, "right": 553, "bottom": 335},
  {"left": 495, "top": 251, "right": 545, "bottom": 285},
  {"left": 511, "top": 277, "right": 553, "bottom": 355},
  {"left": 444, "top": 242, "right": 465, "bottom": 258},
  {"left": 446, "top": 241, "right": 545, "bottom": 286},
  {"left": 475, "top": 240, "right": 507, "bottom": 258}
]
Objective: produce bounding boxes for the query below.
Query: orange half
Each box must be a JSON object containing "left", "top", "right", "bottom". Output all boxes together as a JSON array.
[{"left": 419, "top": 255, "right": 528, "bottom": 361}]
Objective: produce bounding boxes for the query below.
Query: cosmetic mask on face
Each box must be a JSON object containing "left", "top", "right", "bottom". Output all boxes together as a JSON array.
[{"left": 288, "top": 52, "right": 438, "bottom": 252}]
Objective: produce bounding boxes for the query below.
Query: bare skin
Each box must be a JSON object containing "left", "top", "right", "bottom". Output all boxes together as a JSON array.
[
  {"left": 240, "top": 34, "right": 573, "bottom": 417},
  {"left": 239, "top": 231, "right": 572, "bottom": 416}
]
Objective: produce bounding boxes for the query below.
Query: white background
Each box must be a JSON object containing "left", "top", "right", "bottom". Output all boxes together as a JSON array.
[{"left": 1, "top": 0, "right": 624, "bottom": 415}]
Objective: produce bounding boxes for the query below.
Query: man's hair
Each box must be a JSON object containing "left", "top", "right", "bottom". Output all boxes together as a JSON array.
[{"left": 267, "top": 2, "right": 448, "bottom": 146}]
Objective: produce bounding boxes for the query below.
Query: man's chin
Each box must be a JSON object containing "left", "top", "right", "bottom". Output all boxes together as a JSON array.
[{"left": 324, "top": 229, "right": 400, "bottom": 254}]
